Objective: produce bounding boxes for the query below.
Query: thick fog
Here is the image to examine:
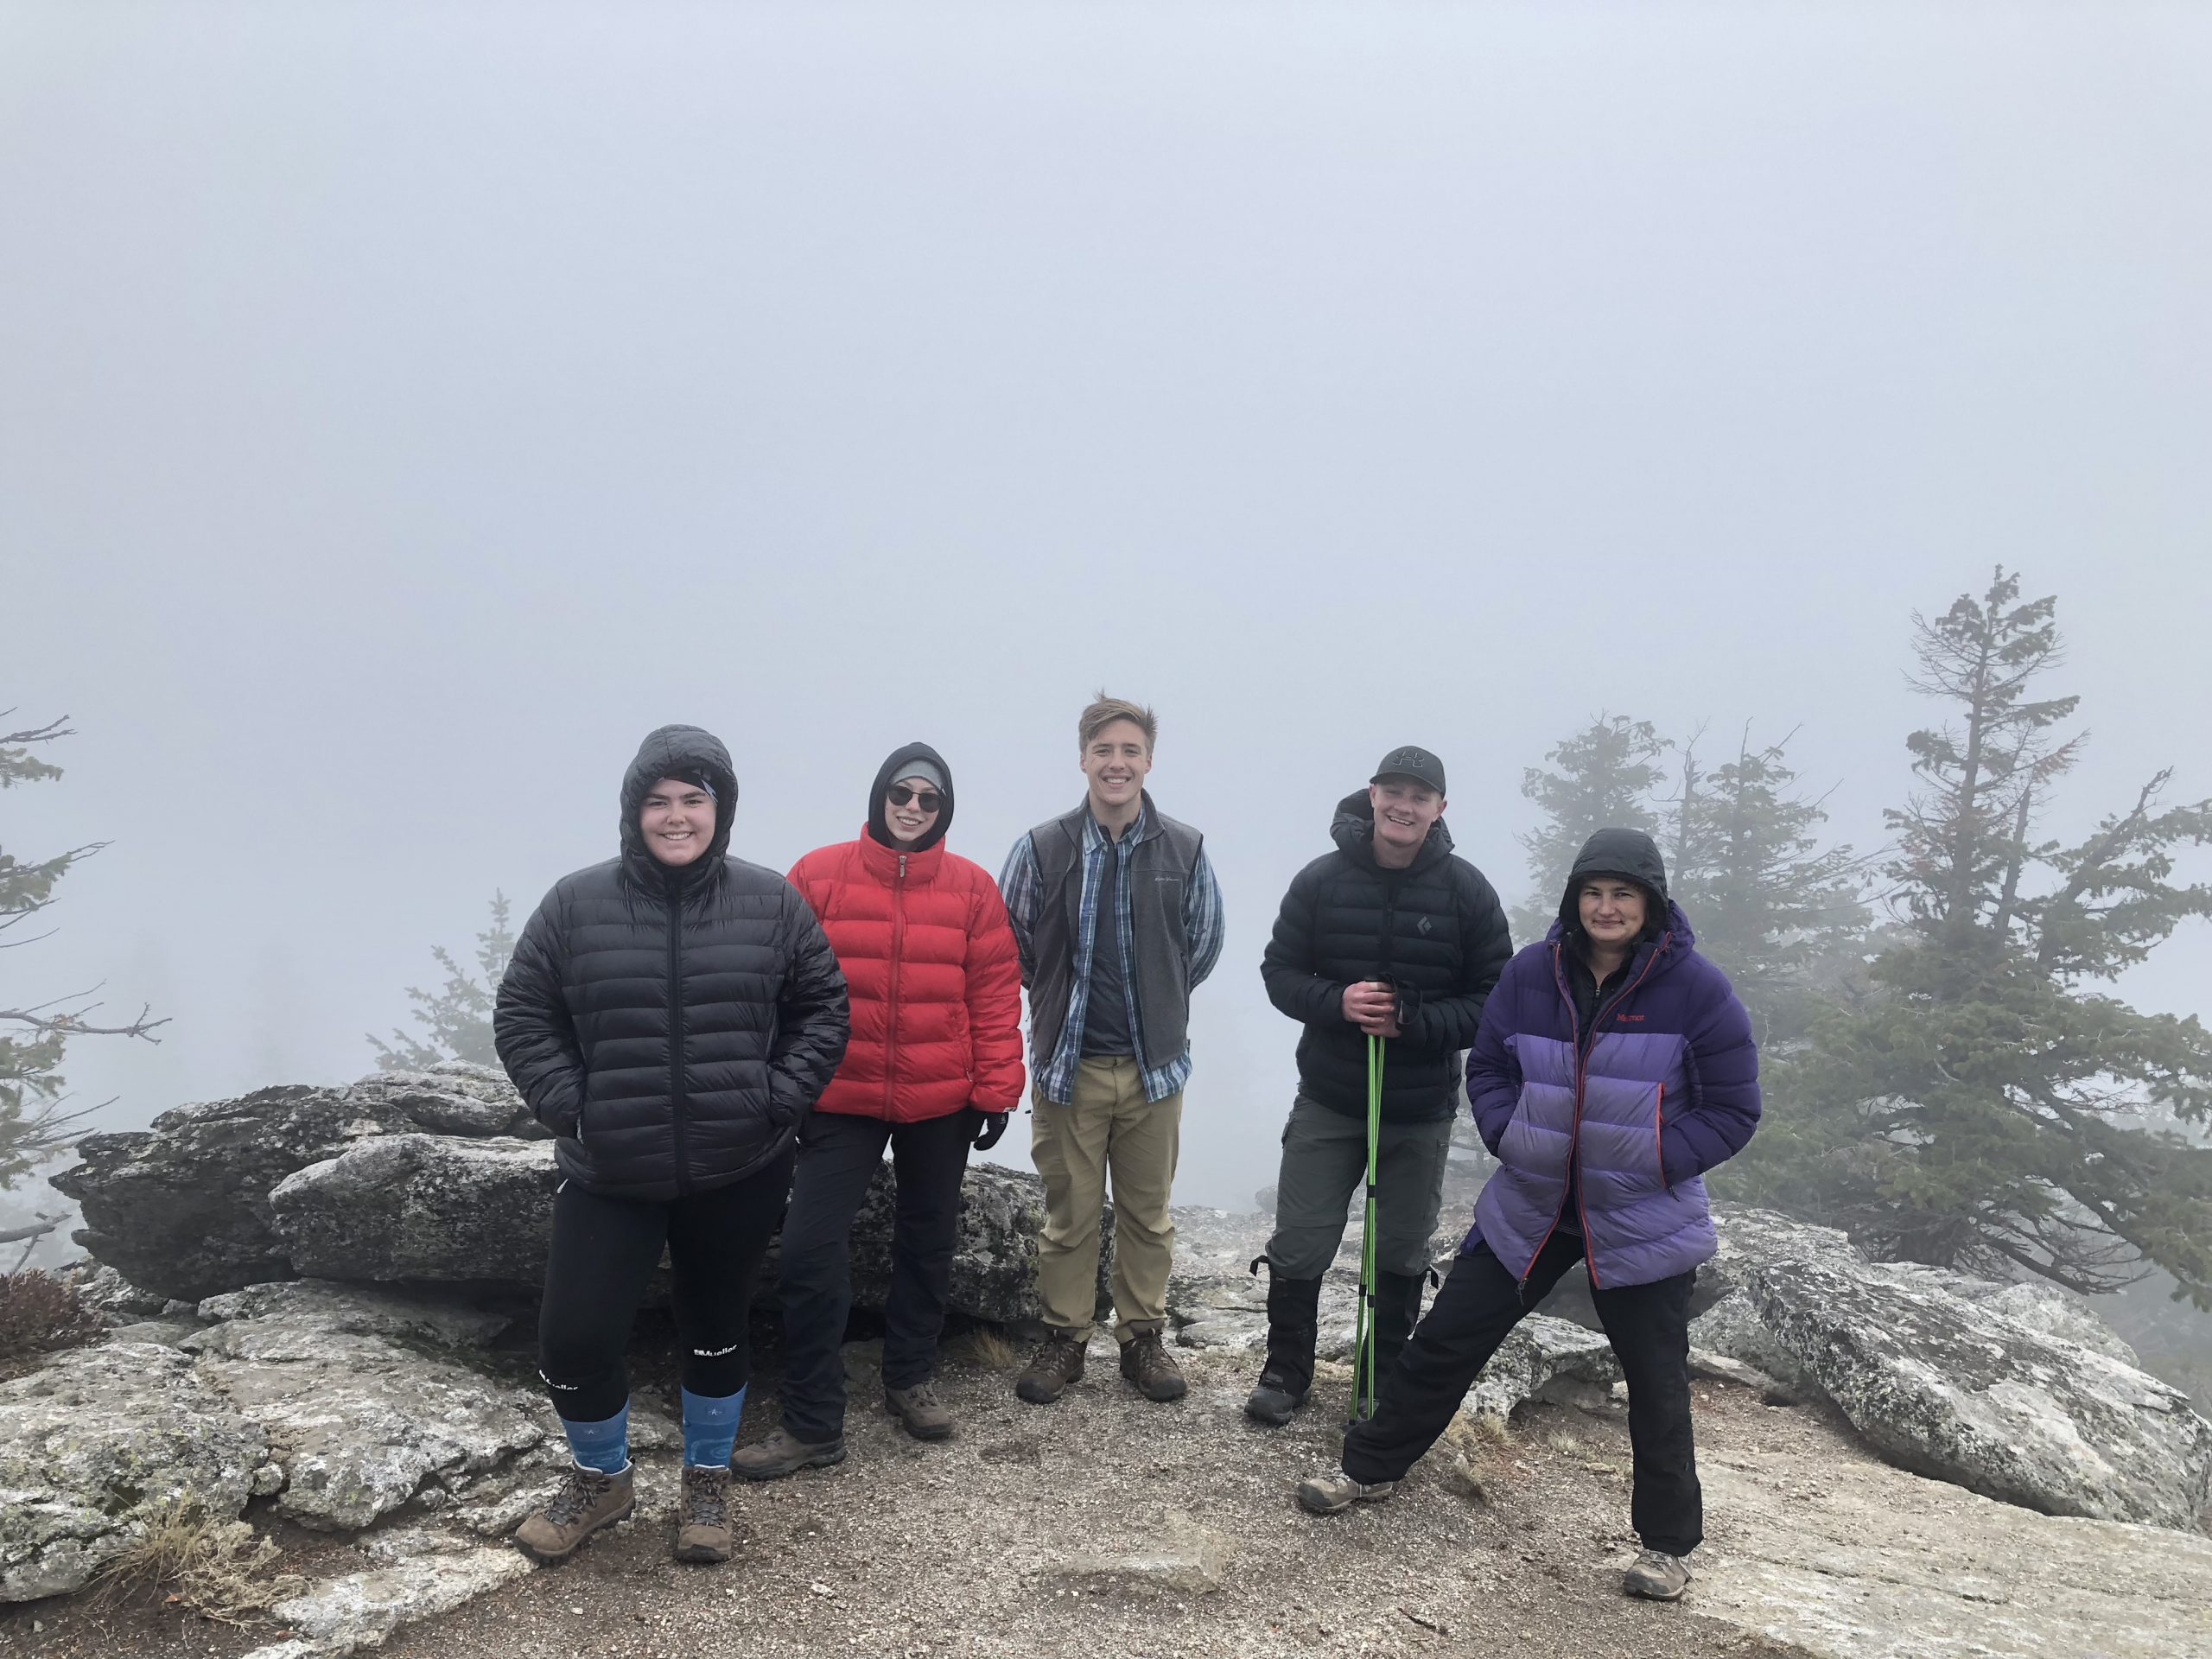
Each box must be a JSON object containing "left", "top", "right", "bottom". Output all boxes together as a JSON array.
[{"left": 4, "top": 3, "right": 2209, "bottom": 1217}]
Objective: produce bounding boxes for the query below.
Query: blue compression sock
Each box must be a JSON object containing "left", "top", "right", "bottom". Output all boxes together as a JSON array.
[
  {"left": 559, "top": 1403, "right": 631, "bottom": 1475},
  {"left": 682, "top": 1385, "right": 747, "bottom": 1469}
]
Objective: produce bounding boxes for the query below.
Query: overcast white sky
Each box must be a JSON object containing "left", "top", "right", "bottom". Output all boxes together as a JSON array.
[{"left": 4, "top": 2, "right": 2209, "bottom": 1210}]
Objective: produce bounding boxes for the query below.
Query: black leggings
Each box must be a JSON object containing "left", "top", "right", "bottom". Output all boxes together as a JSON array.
[
  {"left": 1343, "top": 1230, "right": 1703, "bottom": 1556},
  {"left": 537, "top": 1149, "right": 796, "bottom": 1423}
]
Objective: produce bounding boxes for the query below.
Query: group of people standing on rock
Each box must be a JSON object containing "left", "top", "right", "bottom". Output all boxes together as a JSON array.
[{"left": 491, "top": 692, "right": 1763, "bottom": 1605}]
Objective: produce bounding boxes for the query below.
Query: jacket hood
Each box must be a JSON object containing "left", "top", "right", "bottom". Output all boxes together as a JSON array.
[
  {"left": 620, "top": 724, "right": 739, "bottom": 884},
  {"left": 1554, "top": 827, "right": 1672, "bottom": 944},
  {"left": 1331, "top": 788, "right": 1455, "bottom": 872},
  {"left": 868, "top": 741, "right": 955, "bottom": 852}
]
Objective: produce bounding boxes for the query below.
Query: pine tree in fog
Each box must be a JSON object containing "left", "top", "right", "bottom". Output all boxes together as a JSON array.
[
  {"left": 0, "top": 712, "right": 166, "bottom": 1191},
  {"left": 368, "top": 893, "right": 515, "bottom": 1071},
  {"left": 1738, "top": 570, "right": 2212, "bottom": 1301},
  {"left": 1513, "top": 714, "right": 1670, "bottom": 939}
]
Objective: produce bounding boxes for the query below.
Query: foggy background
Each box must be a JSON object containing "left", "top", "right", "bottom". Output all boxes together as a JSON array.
[{"left": 4, "top": 3, "right": 2209, "bottom": 1234}]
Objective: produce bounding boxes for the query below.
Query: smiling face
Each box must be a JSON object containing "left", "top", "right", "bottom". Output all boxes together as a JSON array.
[
  {"left": 884, "top": 775, "right": 944, "bottom": 846},
  {"left": 1577, "top": 876, "right": 1649, "bottom": 951},
  {"left": 1369, "top": 777, "right": 1445, "bottom": 861},
  {"left": 639, "top": 777, "right": 716, "bottom": 867},
  {"left": 1081, "top": 718, "right": 1153, "bottom": 817}
]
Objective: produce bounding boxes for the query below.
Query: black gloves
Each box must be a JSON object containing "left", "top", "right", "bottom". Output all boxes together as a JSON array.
[{"left": 971, "top": 1109, "right": 1008, "bottom": 1152}]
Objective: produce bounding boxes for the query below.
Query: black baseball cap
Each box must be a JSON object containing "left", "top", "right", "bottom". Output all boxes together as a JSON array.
[{"left": 1370, "top": 745, "right": 1446, "bottom": 795}]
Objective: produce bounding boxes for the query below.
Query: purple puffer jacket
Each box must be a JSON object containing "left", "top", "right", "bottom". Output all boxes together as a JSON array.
[{"left": 1465, "top": 904, "right": 1760, "bottom": 1288}]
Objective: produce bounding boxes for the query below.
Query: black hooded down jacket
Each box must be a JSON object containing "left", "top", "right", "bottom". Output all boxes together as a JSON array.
[
  {"left": 494, "top": 724, "right": 852, "bottom": 1201},
  {"left": 1260, "top": 791, "right": 1514, "bottom": 1122}
]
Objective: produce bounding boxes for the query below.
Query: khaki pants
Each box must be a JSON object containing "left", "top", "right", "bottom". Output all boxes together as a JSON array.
[{"left": 1031, "top": 1057, "right": 1182, "bottom": 1343}]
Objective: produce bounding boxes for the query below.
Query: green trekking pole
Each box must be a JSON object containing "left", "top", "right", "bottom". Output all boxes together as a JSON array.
[{"left": 1351, "top": 1030, "right": 1387, "bottom": 1422}]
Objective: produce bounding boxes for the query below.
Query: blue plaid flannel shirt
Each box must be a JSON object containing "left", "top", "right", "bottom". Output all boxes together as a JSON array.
[{"left": 999, "top": 804, "right": 1224, "bottom": 1105}]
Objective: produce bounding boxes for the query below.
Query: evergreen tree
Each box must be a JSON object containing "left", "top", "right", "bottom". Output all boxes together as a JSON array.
[
  {"left": 0, "top": 712, "right": 167, "bottom": 1189},
  {"left": 1668, "top": 725, "right": 1869, "bottom": 1049},
  {"left": 1514, "top": 715, "right": 1670, "bottom": 938},
  {"left": 1732, "top": 571, "right": 2212, "bottom": 1301},
  {"left": 368, "top": 893, "right": 516, "bottom": 1071}
]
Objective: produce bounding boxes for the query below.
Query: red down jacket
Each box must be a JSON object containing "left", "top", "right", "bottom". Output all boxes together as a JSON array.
[{"left": 786, "top": 828, "right": 1025, "bottom": 1122}]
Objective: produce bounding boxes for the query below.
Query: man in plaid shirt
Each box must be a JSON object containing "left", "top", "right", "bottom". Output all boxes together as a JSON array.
[{"left": 999, "top": 692, "right": 1224, "bottom": 1406}]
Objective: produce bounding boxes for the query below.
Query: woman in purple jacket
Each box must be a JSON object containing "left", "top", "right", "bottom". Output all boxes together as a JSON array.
[{"left": 1294, "top": 829, "right": 1761, "bottom": 1605}]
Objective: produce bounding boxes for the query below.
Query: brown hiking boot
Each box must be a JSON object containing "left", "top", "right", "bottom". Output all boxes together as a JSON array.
[
  {"left": 1014, "top": 1329, "right": 1088, "bottom": 1405},
  {"left": 883, "top": 1380, "right": 955, "bottom": 1440},
  {"left": 728, "top": 1427, "right": 848, "bottom": 1482},
  {"left": 513, "top": 1463, "right": 634, "bottom": 1563},
  {"left": 674, "top": 1465, "right": 734, "bottom": 1564},
  {"left": 1119, "top": 1331, "right": 1188, "bottom": 1402}
]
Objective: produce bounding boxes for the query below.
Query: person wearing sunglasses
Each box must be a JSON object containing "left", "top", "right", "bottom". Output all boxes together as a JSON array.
[{"left": 734, "top": 742, "right": 1024, "bottom": 1478}]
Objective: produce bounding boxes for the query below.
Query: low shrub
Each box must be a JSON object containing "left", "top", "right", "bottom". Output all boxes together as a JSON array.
[{"left": 0, "top": 1268, "right": 102, "bottom": 1379}]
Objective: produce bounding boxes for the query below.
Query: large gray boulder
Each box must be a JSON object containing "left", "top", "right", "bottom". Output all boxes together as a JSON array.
[
  {"left": 1745, "top": 1253, "right": 2212, "bottom": 1530},
  {"left": 182, "top": 1282, "right": 543, "bottom": 1532},
  {"left": 268, "top": 1135, "right": 558, "bottom": 1290},
  {"left": 262, "top": 1129, "right": 1089, "bottom": 1325},
  {"left": 0, "top": 1341, "right": 279, "bottom": 1600},
  {"left": 49, "top": 1067, "right": 540, "bottom": 1300}
]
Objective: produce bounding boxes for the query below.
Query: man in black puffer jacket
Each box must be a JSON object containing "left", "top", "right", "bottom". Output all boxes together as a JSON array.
[
  {"left": 1248, "top": 745, "right": 1512, "bottom": 1425},
  {"left": 495, "top": 724, "right": 849, "bottom": 1567}
]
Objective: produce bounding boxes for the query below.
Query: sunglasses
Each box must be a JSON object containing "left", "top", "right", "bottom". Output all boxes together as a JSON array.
[{"left": 887, "top": 785, "right": 944, "bottom": 811}]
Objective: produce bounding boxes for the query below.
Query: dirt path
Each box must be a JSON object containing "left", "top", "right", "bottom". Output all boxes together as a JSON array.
[{"left": 364, "top": 1339, "right": 1801, "bottom": 1659}]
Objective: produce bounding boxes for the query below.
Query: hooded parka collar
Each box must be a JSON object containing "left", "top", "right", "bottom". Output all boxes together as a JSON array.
[{"left": 866, "top": 741, "right": 957, "bottom": 854}]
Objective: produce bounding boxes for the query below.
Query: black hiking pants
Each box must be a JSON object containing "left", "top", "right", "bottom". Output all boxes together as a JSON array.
[
  {"left": 537, "top": 1147, "right": 796, "bottom": 1424},
  {"left": 1342, "top": 1230, "right": 1703, "bottom": 1556},
  {"left": 777, "top": 1107, "right": 974, "bottom": 1442}
]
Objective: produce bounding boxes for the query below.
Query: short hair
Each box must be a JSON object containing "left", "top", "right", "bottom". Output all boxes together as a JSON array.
[{"left": 1078, "top": 690, "right": 1158, "bottom": 754}]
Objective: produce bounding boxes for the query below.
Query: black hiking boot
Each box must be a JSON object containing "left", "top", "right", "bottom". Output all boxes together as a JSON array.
[{"left": 1245, "top": 1271, "right": 1323, "bottom": 1427}]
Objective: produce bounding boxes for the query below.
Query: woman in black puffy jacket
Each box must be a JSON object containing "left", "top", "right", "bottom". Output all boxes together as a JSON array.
[{"left": 494, "top": 724, "right": 849, "bottom": 1567}]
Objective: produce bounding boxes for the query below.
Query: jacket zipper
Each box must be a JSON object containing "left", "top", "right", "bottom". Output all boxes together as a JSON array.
[
  {"left": 1525, "top": 936, "right": 1669, "bottom": 1290},
  {"left": 667, "top": 873, "right": 692, "bottom": 1197},
  {"left": 1656, "top": 1082, "right": 1669, "bottom": 1191},
  {"left": 883, "top": 853, "right": 907, "bottom": 1120}
]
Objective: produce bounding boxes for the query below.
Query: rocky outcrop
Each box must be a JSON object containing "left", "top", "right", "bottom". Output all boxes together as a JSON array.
[
  {"left": 0, "top": 1340, "right": 279, "bottom": 1599},
  {"left": 180, "top": 1283, "right": 544, "bottom": 1532},
  {"left": 54, "top": 1070, "right": 1096, "bottom": 1327},
  {"left": 262, "top": 1129, "right": 1085, "bottom": 1325},
  {"left": 50, "top": 1068, "right": 541, "bottom": 1301},
  {"left": 1698, "top": 1436, "right": 2212, "bottom": 1659},
  {"left": 267, "top": 1137, "right": 558, "bottom": 1291},
  {"left": 1745, "top": 1253, "right": 2212, "bottom": 1530}
]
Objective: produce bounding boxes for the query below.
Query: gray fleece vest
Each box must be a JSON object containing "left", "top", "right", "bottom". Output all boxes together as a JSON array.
[{"left": 1024, "top": 798, "right": 1205, "bottom": 1078}]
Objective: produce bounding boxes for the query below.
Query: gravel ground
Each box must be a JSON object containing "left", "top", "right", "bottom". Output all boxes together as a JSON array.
[{"left": 359, "top": 1338, "right": 1809, "bottom": 1659}]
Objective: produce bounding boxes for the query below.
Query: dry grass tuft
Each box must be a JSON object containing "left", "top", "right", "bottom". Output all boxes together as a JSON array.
[
  {"left": 93, "top": 1501, "right": 302, "bottom": 1625},
  {"left": 0, "top": 1268, "right": 102, "bottom": 1380},
  {"left": 951, "top": 1326, "right": 1020, "bottom": 1371},
  {"left": 1443, "top": 1409, "right": 1515, "bottom": 1452}
]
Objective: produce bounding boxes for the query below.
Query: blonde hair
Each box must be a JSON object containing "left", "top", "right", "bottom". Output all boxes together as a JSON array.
[{"left": 1077, "top": 691, "right": 1158, "bottom": 754}]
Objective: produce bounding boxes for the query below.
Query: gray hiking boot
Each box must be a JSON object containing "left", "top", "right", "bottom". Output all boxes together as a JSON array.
[
  {"left": 1623, "top": 1548, "right": 1694, "bottom": 1601},
  {"left": 1118, "top": 1331, "right": 1188, "bottom": 1402},
  {"left": 513, "top": 1463, "right": 635, "bottom": 1562},
  {"left": 728, "top": 1427, "right": 848, "bottom": 1482},
  {"left": 1295, "top": 1467, "right": 1397, "bottom": 1516},
  {"left": 1015, "top": 1330, "right": 1088, "bottom": 1405},
  {"left": 674, "top": 1465, "right": 734, "bottom": 1564},
  {"left": 883, "top": 1380, "right": 955, "bottom": 1440}
]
